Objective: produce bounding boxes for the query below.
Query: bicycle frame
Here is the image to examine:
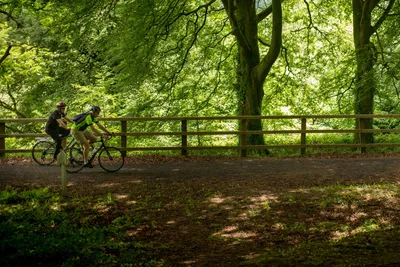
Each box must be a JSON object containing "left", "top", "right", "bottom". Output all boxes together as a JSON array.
[
  {"left": 63, "top": 137, "right": 77, "bottom": 152},
  {"left": 34, "top": 135, "right": 75, "bottom": 149},
  {"left": 66, "top": 134, "right": 124, "bottom": 173},
  {"left": 32, "top": 135, "right": 76, "bottom": 166},
  {"left": 87, "top": 136, "right": 112, "bottom": 163}
]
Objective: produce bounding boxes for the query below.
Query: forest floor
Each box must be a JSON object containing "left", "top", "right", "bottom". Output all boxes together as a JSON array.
[{"left": 1, "top": 153, "right": 400, "bottom": 266}]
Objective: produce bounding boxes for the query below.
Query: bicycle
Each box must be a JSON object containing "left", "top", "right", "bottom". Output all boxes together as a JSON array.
[
  {"left": 66, "top": 135, "right": 124, "bottom": 173},
  {"left": 31, "top": 135, "right": 76, "bottom": 166}
]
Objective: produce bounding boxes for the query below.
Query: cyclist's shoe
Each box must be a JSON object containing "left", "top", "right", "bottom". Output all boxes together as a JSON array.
[{"left": 84, "top": 162, "right": 95, "bottom": 168}]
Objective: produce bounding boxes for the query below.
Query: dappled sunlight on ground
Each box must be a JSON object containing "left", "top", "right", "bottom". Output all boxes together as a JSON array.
[
  {"left": 114, "top": 193, "right": 129, "bottom": 200},
  {"left": 2, "top": 156, "right": 400, "bottom": 265},
  {"left": 211, "top": 225, "right": 257, "bottom": 240},
  {"left": 96, "top": 182, "right": 120, "bottom": 188}
]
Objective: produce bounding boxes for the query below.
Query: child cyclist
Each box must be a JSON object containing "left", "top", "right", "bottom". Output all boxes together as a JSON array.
[{"left": 70, "top": 106, "right": 112, "bottom": 168}]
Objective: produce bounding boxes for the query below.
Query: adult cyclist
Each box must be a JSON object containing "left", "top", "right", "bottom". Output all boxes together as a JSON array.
[
  {"left": 71, "top": 106, "right": 111, "bottom": 168},
  {"left": 45, "top": 101, "right": 74, "bottom": 160}
]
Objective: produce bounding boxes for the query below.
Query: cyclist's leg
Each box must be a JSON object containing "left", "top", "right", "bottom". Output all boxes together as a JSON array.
[
  {"left": 72, "top": 130, "right": 90, "bottom": 165},
  {"left": 48, "top": 131, "right": 62, "bottom": 160},
  {"left": 84, "top": 130, "right": 97, "bottom": 144},
  {"left": 59, "top": 128, "right": 70, "bottom": 149},
  {"left": 83, "top": 130, "right": 97, "bottom": 167}
]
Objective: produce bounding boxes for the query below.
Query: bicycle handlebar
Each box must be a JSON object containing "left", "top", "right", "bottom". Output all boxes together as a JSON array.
[{"left": 99, "top": 133, "right": 114, "bottom": 141}]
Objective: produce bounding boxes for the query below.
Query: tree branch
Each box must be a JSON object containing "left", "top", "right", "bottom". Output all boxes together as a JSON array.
[
  {"left": 256, "top": 4, "right": 273, "bottom": 23},
  {"left": 182, "top": 0, "right": 217, "bottom": 16},
  {"left": 0, "top": 87, "right": 26, "bottom": 118},
  {"left": 0, "top": 10, "right": 22, "bottom": 28},
  {"left": 0, "top": 44, "right": 12, "bottom": 65},
  {"left": 221, "top": 0, "right": 248, "bottom": 50},
  {"left": 372, "top": 0, "right": 396, "bottom": 32},
  {"left": 256, "top": 0, "right": 282, "bottom": 84},
  {"left": 257, "top": 0, "right": 286, "bottom": 23}
]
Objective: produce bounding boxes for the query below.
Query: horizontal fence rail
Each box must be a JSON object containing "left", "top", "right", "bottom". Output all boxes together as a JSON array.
[{"left": 1, "top": 114, "right": 400, "bottom": 157}]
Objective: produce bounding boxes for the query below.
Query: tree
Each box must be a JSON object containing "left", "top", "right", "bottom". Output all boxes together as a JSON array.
[
  {"left": 352, "top": 0, "right": 397, "bottom": 143},
  {"left": 222, "top": 0, "right": 282, "bottom": 148},
  {"left": 0, "top": 0, "right": 51, "bottom": 118},
  {"left": 56, "top": 0, "right": 282, "bottom": 143}
]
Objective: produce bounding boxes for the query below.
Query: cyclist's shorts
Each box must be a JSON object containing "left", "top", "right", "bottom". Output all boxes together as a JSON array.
[{"left": 71, "top": 130, "right": 97, "bottom": 145}]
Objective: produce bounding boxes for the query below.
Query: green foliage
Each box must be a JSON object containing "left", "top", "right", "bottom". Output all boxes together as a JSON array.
[
  {"left": 0, "top": 0, "right": 399, "bottom": 150},
  {"left": 0, "top": 187, "right": 160, "bottom": 266}
]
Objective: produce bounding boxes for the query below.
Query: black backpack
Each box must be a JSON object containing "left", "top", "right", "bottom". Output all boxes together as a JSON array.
[{"left": 72, "top": 112, "right": 89, "bottom": 124}]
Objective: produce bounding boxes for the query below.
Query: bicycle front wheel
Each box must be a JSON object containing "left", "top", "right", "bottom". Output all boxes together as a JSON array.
[
  {"left": 32, "top": 141, "right": 56, "bottom": 165},
  {"left": 98, "top": 147, "right": 124, "bottom": 172},
  {"left": 66, "top": 143, "right": 84, "bottom": 173}
]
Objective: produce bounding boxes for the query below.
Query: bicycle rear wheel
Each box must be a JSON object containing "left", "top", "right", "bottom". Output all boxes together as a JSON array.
[
  {"left": 66, "top": 143, "right": 84, "bottom": 173},
  {"left": 98, "top": 147, "right": 124, "bottom": 172},
  {"left": 32, "top": 141, "right": 56, "bottom": 165}
]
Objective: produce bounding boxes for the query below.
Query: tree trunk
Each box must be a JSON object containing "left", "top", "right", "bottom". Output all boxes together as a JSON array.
[
  {"left": 234, "top": 1, "right": 265, "bottom": 147},
  {"left": 352, "top": 0, "right": 395, "bottom": 144},
  {"left": 352, "top": 0, "right": 376, "bottom": 144},
  {"left": 224, "top": 0, "right": 282, "bottom": 151}
]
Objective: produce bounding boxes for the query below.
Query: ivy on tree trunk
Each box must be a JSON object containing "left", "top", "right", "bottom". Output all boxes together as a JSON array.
[
  {"left": 352, "top": 0, "right": 396, "bottom": 144},
  {"left": 222, "top": 0, "right": 282, "bottom": 150}
]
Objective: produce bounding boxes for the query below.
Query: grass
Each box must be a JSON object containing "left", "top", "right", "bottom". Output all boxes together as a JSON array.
[
  {"left": 5, "top": 129, "right": 400, "bottom": 159},
  {"left": 1, "top": 181, "right": 400, "bottom": 266},
  {"left": 0, "top": 187, "right": 162, "bottom": 267},
  {"left": 240, "top": 184, "right": 400, "bottom": 266}
]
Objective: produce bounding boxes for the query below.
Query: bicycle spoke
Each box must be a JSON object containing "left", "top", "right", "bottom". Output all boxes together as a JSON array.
[
  {"left": 66, "top": 143, "right": 84, "bottom": 173},
  {"left": 98, "top": 147, "right": 124, "bottom": 172},
  {"left": 32, "top": 141, "right": 56, "bottom": 165}
]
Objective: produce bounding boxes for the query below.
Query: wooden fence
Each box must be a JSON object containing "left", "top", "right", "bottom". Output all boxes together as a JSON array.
[{"left": 1, "top": 114, "right": 400, "bottom": 157}]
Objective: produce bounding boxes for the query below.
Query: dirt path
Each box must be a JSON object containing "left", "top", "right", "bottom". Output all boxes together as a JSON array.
[
  {"left": 1, "top": 155, "right": 400, "bottom": 266},
  {"left": 1, "top": 156, "right": 400, "bottom": 189}
]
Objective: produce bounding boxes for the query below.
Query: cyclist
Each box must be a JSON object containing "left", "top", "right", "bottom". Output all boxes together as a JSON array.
[
  {"left": 71, "top": 105, "right": 111, "bottom": 168},
  {"left": 45, "top": 101, "right": 74, "bottom": 160}
]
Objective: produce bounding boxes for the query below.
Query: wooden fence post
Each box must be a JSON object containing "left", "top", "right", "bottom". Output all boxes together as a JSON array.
[
  {"left": 57, "top": 150, "right": 68, "bottom": 196},
  {"left": 181, "top": 119, "right": 188, "bottom": 156},
  {"left": 359, "top": 118, "right": 366, "bottom": 154},
  {"left": 241, "top": 119, "right": 247, "bottom": 157},
  {"left": 121, "top": 120, "right": 127, "bottom": 157},
  {"left": 301, "top": 118, "right": 306, "bottom": 156},
  {"left": 0, "top": 122, "right": 5, "bottom": 158}
]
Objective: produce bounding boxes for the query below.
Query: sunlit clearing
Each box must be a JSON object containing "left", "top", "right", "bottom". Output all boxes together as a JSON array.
[
  {"left": 272, "top": 223, "right": 286, "bottom": 230},
  {"left": 222, "top": 225, "right": 238, "bottom": 233},
  {"left": 96, "top": 183, "right": 119, "bottom": 188},
  {"left": 210, "top": 224, "right": 258, "bottom": 240},
  {"left": 221, "top": 231, "right": 257, "bottom": 239},
  {"left": 127, "top": 226, "right": 146, "bottom": 236},
  {"left": 349, "top": 211, "right": 368, "bottom": 222},
  {"left": 114, "top": 194, "right": 129, "bottom": 199},
  {"left": 331, "top": 230, "right": 350, "bottom": 241},
  {"left": 333, "top": 204, "right": 358, "bottom": 210},
  {"left": 209, "top": 196, "right": 232, "bottom": 204},
  {"left": 98, "top": 207, "right": 111, "bottom": 213},
  {"left": 127, "top": 180, "right": 143, "bottom": 184},
  {"left": 250, "top": 194, "right": 278, "bottom": 203},
  {"left": 213, "top": 225, "right": 257, "bottom": 240},
  {"left": 50, "top": 203, "right": 61, "bottom": 211}
]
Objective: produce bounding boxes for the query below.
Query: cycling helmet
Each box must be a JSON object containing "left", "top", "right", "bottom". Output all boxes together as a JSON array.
[
  {"left": 56, "top": 101, "right": 67, "bottom": 108},
  {"left": 91, "top": 106, "right": 101, "bottom": 112}
]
